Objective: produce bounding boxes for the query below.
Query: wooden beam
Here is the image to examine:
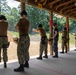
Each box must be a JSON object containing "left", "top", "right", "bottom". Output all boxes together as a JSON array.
[
  {"left": 43, "top": 0, "right": 47, "bottom": 5},
  {"left": 56, "top": 1, "right": 74, "bottom": 10},
  {"left": 64, "top": 7, "right": 76, "bottom": 14},
  {"left": 60, "top": 4, "right": 74, "bottom": 14},
  {"left": 35, "top": 0, "right": 37, "bottom": 2},
  {"left": 20, "top": 0, "right": 26, "bottom": 11},
  {"left": 40, "top": 0, "right": 45, "bottom": 2},
  {"left": 71, "top": 14, "right": 76, "bottom": 17},
  {"left": 48, "top": 0, "right": 60, "bottom": 8},
  {"left": 35, "top": 0, "right": 48, "bottom": 5},
  {"left": 68, "top": 12, "right": 76, "bottom": 16}
]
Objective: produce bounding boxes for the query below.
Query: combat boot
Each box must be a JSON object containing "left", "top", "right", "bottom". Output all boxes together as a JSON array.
[
  {"left": 24, "top": 61, "right": 29, "bottom": 68},
  {"left": 14, "top": 64, "right": 24, "bottom": 72},
  {"left": 37, "top": 56, "right": 42, "bottom": 60},
  {"left": 43, "top": 55, "right": 48, "bottom": 58},
  {"left": 65, "top": 50, "right": 67, "bottom": 53},
  {"left": 53, "top": 55, "right": 58, "bottom": 58},
  {"left": 60, "top": 51, "right": 64, "bottom": 54},
  {"left": 4, "top": 62, "right": 7, "bottom": 68}
]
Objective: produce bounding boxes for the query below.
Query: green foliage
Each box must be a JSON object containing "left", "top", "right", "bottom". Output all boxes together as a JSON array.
[
  {"left": 69, "top": 19, "right": 76, "bottom": 33},
  {"left": 26, "top": 4, "right": 49, "bottom": 32},
  {"left": 0, "top": 0, "right": 11, "bottom": 15},
  {"left": 7, "top": 8, "right": 20, "bottom": 31}
]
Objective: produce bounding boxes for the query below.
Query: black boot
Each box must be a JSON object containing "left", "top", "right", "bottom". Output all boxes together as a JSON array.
[
  {"left": 53, "top": 55, "right": 58, "bottom": 58},
  {"left": 37, "top": 56, "right": 42, "bottom": 60},
  {"left": 14, "top": 64, "right": 24, "bottom": 72},
  {"left": 60, "top": 51, "right": 64, "bottom": 54},
  {"left": 24, "top": 61, "right": 29, "bottom": 68},
  {"left": 4, "top": 62, "right": 7, "bottom": 68},
  {"left": 65, "top": 50, "right": 67, "bottom": 53},
  {"left": 43, "top": 55, "right": 48, "bottom": 58}
]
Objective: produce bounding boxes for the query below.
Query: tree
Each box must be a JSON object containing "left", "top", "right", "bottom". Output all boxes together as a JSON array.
[
  {"left": 26, "top": 4, "right": 49, "bottom": 33},
  {"left": 7, "top": 7, "right": 20, "bottom": 31},
  {"left": 0, "top": 0, "right": 11, "bottom": 15}
]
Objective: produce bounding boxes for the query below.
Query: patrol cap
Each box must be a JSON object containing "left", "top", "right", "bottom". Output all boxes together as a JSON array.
[
  {"left": 0, "top": 15, "right": 7, "bottom": 20},
  {"left": 20, "top": 10, "right": 27, "bottom": 16},
  {"left": 38, "top": 24, "right": 42, "bottom": 28}
]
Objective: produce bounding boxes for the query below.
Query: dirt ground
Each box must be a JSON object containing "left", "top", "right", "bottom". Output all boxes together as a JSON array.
[{"left": 1, "top": 34, "right": 75, "bottom": 61}]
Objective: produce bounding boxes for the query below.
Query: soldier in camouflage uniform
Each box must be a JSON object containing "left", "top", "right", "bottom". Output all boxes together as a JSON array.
[
  {"left": 33, "top": 24, "right": 48, "bottom": 60},
  {"left": 14, "top": 10, "right": 30, "bottom": 72},
  {"left": 0, "top": 15, "right": 9, "bottom": 68},
  {"left": 60, "top": 27, "right": 67, "bottom": 53}
]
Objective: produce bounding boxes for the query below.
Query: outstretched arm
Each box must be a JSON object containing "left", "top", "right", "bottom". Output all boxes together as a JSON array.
[{"left": 32, "top": 28, "right": 39, "bottom": 32}]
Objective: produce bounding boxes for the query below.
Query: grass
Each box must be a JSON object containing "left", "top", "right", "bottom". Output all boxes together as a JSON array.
[{"left": 8, "top": 31, "right": 75, "bottom": 45}]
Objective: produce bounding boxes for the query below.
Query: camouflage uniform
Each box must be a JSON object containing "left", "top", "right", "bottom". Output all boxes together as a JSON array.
[
  {"left": 17, "top": 35, "right": 30, "bottom": 64},
  {"left": 39, "top": 36, "right": 48, "bottom": 57},
  {"left": 62, "top": 30, "right": 67, "bottom": 53},
  {"left": 0, "top": 36, "right": 8, "bottom": 62}
]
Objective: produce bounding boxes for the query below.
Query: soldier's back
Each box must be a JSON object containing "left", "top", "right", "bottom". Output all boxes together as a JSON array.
[{"left": 0, "top": 21, "right": 8, "bottom": 36}]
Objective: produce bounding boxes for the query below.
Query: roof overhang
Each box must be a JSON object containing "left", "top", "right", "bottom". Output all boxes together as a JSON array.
[{"left": 15, "top": 0, "right": 76, "bottom": 20}]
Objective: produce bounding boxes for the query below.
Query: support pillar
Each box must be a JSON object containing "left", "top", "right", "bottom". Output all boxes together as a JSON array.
[
  {"left": 66, "top": 17, "right": 70, "bottom": 51},
  {"left": 49, "top": 10, "right": 53, "bottom": 55},
  {"left": 20, "top": 0, "right": 26, "bottom": 11}
]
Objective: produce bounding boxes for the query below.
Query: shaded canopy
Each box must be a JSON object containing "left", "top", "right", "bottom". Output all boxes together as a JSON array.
[{"left": 16, "top": 0, "right": 76, "bottom": 20}]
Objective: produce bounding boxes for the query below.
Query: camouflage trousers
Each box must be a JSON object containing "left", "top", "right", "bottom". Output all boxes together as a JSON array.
[
  {"left": 62, "top": 39, "right": 67, "bottom": 52},
  {"left": 0, "top": 37, "right": 8, "bottom": 62},
  {"left": 17, "top": 35, "right": 30, "bottom": 64},
  {"left": 39, "top": 36, "right": 48, "bottom": 57}
]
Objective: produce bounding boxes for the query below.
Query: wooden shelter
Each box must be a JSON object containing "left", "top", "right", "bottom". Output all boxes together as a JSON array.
[{"left": 15, "top": 0, "right": 76, "bottom": 55}]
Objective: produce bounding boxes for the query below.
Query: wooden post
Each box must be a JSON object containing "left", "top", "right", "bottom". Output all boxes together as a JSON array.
[
  {"left": 20, "top": 0, "right": 26, "bottom": 11},
  {"left": 49, "top": 10, "right": 53, "bottom": 55},
  {"left": 66, "top": 17, "right": 70, "bottom": 51}
]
